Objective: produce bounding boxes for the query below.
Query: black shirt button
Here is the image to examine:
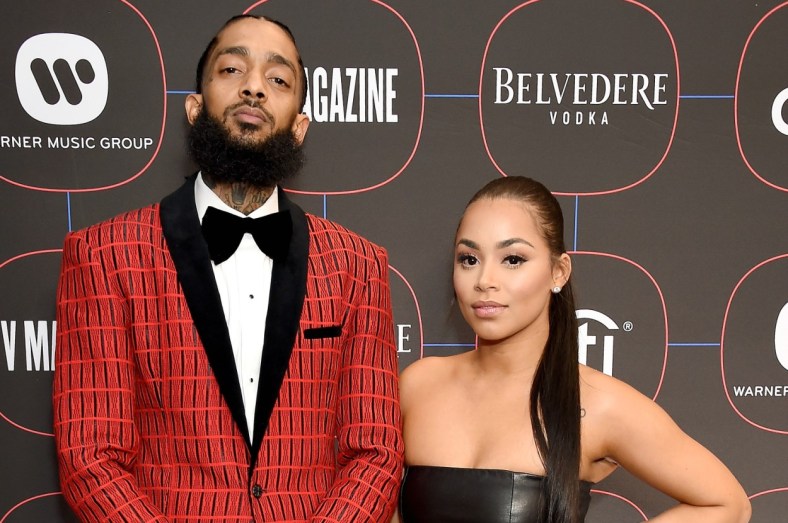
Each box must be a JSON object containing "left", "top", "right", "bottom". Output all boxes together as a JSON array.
[{"left": 251, "top": 484, "right": 264, "bottom": 498}]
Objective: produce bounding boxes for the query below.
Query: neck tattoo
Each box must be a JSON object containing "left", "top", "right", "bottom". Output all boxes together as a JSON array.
[{"left": 203, "top": 173, "right": 273, "bottom": 215}]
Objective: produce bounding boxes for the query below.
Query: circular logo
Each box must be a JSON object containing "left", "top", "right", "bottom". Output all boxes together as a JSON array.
[
  {"left": 479, "top": 0, "right": 679, "bottom": 195},
  {"left": 246, "top": 0, "right": 425, "bottom": 194}
]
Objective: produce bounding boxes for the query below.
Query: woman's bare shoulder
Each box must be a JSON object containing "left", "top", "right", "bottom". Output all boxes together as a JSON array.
[
  {"left": 579, "top": 364, "right": 649, "bottom": 418},
  {"left": 401, "top": 355, "right": 457, "bottom": 386},
  {"left": 399, "top": 353, "right": 468, "bottom": 407}
]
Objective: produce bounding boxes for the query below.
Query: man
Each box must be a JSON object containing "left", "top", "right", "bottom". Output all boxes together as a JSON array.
[{"left": 53, "top": 15, "right": 403, "bottom": 522}]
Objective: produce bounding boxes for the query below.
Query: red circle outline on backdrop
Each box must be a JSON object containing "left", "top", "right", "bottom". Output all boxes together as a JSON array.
[
  {"left": 478, "top": 0, "right": 680, "bottom": 196},
  {"left": 0, "top": 0, "right": 167, "bottom": 193},
  {"left": 734, "top": 1, "right": 788, "bottom": 193},
  {"left": 246, "top": 0, "right": 426, "bottom": 196},
  {"left": 571, "top": 251, "right": 669, "bottom": 401},
  {"left": 747, "top": 487, "right": 788, "bottom": 520},
  {"left": 389, "top": 264, "right": 424, "bottom": 361},
  {"left": 589, "top": 490, "right": 648, "bottom": 520},
  {"left": 0, "top": 249, "right": 61, "bottom": 437},
  {"left": 720, "top": 253, "right": 788, "bottom": 435},
  {"left": 0, "top": 492, "right": 62, "bottom": 523},
  {"left": 749, "top": 487, "right": 788, "bottom": 500}
]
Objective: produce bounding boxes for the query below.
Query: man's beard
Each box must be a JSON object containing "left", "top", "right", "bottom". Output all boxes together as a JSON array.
[{"left": 187, "top": 108, "right": 305, "bottom": 187}]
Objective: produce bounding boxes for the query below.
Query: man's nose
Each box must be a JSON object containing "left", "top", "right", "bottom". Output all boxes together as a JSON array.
[{"left": 241, "top": 71, "right": 266, "bottom": 100}]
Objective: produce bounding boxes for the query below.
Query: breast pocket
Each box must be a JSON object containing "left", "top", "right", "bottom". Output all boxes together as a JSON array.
[{"left": 303, "top": 325, "right": 343, "bottom": 340}]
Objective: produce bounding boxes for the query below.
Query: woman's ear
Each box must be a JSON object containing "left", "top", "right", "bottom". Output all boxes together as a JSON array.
[{"left": 552, "top": 252, "right": 572, "bottom": 288}]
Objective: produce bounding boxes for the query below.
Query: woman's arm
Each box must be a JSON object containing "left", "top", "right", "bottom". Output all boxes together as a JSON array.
[{"left": 597, "top": 375, "right": 751, "bottom": 522}]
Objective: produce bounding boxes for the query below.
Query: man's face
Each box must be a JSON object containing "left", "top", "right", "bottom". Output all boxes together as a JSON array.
[{"left": 185, "top": 18, "right": 309, "bottom": 146}]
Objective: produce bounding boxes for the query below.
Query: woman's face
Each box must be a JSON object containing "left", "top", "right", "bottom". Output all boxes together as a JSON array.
[{"left": 453, "top": 197, "right": 570, "bottom": 346}]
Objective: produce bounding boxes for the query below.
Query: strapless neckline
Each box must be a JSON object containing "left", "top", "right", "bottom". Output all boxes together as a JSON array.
[
  {"left": 399, "top": 464, "right": 593, "bottom": 523},
  {"left": 405, "top": 463, "right": 594, "bottom": 484}
]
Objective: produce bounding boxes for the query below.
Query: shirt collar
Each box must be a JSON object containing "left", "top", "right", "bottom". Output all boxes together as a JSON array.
[{"left": 195, "top": 172, "right": 279, "bottom": 223}]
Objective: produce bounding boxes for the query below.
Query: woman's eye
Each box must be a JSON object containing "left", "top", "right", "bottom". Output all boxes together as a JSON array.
[
  {"left": 503, "top": 255, "right": 525, "bottom": 266},
  {"left": 457, "top": 254, "right": 478, "bottom": 267}
]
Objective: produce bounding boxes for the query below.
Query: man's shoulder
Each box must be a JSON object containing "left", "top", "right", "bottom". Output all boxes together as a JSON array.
[
  {"left": 68, "top": 203, "right": 161, "bottom": 242},
  {"left": 304, "top": 213, "right": 385, "bottom": 257}
]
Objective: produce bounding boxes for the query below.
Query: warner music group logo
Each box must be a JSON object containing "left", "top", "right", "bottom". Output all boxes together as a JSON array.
[
  {"left": 16, "top": 33, "right": 108, "bottom": 125},
  {"left": 3, "top": 32, "right": 156, "bottom": 156},
  {"left": 722, "top": 255, "right": 788, "bottom": 432},
  {"left": 2, "top": 15, "right": 164, "bottom": 190},
  {"left": 729, "top": 302, "right": 788, "bottom": 400}
]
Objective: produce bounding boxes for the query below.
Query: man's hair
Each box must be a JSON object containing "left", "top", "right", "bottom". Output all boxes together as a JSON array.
[{"left": 194, "top": 14, "right": 308, "bottom": 112}]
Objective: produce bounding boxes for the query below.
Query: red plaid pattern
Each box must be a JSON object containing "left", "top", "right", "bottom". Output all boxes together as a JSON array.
[{"left": 54, "top": 205, "right": 403, "bottom": 522}]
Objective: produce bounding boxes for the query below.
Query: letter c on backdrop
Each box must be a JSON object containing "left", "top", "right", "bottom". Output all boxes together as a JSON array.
[
  {"left": 775, "top": 302, "right": 788, "bottom": 371},
  {"left": 770, "top": 87, "right": 788, "bottom": 135}
]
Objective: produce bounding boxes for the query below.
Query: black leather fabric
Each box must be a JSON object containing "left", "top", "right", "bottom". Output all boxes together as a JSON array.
[{"left": 399, "top": 465, "right": 592, "bottom": 523}]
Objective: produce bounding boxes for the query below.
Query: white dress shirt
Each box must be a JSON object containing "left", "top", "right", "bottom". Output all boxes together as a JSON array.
[{"left": 195, "top": 173, "right": 277, "bottom": 441}]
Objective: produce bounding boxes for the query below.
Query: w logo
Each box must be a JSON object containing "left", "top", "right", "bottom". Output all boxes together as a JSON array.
[{"left": 15, "top": 33, "right": 108, "bottom": 125}]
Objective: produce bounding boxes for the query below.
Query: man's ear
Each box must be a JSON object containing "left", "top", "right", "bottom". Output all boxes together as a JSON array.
[
  {"left": 185, "top": 93, "right": 203, "bottom": 125},
  {"left": 292, "top": 113, "right": 310, "bottom": 145}
]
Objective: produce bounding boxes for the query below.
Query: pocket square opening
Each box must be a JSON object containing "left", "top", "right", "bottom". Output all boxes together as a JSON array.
[{"left": 303, "top": 325, "right": 343, "bottom": 339}]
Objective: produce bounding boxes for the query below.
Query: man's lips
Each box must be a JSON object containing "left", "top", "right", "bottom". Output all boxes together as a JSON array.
[
  {"left": 233, "top": 106, "right": 269, "bottom": 125},
  {"left": 471, "top": 301, "right": 507, "bottom": 317}
]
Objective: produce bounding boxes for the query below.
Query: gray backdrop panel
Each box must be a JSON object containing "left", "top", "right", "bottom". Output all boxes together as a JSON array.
[{"left": 1, "top": 1, "right": 786, "bottom": 521}]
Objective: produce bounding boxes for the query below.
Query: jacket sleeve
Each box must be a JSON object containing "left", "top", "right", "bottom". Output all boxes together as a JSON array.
[
  {"left": 53, "top": 231, "right": 169, "bottom": 522},
  {"left": 309, "top": 245, "right": 404, "bottom": 522}
]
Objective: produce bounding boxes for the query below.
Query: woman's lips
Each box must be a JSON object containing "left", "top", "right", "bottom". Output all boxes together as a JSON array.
[{"left": 472, "top": 301, "right": 507, "bottom": 317}]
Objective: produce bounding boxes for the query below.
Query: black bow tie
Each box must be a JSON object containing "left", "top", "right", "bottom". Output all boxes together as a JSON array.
[{"left": 201, "top": 206, "right": 292, "bottom": 265}]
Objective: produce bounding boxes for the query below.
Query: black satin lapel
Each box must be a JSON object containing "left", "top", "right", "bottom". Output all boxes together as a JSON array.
[
  {"left": 250, "top": 191, "right": 309, "bottom": 465},
  {"left": 160, "top": 176, "right": 251, "bottom": 448}
]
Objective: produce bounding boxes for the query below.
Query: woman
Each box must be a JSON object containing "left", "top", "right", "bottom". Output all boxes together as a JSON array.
[{"left": 394, "top": 177, "right": 750, "bottom": 522}]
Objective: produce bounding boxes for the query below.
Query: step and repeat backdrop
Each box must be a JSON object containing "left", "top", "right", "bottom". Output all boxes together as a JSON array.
[{"left": 1, "top": 0, "right": 786, "bottom": 521}]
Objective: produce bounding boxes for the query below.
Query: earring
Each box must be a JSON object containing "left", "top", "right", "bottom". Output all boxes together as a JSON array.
[{"left": 551, "top": 286, "right": 562, "bottom": 294}]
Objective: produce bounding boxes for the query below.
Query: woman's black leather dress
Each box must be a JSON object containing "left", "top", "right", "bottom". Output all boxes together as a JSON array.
[{"left": 399, "top": 465, "right": 592, "bottom": 523}]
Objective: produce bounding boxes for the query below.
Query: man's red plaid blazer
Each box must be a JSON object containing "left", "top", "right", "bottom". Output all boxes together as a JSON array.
[{"left": 53, "top": 178, "right": 404, "bottom": 522}]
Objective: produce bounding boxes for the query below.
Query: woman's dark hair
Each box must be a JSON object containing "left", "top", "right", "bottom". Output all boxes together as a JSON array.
[
  {"left": 194, "top": 14, "right": 308, "bottom": 112},
  {"left": 465, "top": 176, "right": 581, "bottom": 523}
]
